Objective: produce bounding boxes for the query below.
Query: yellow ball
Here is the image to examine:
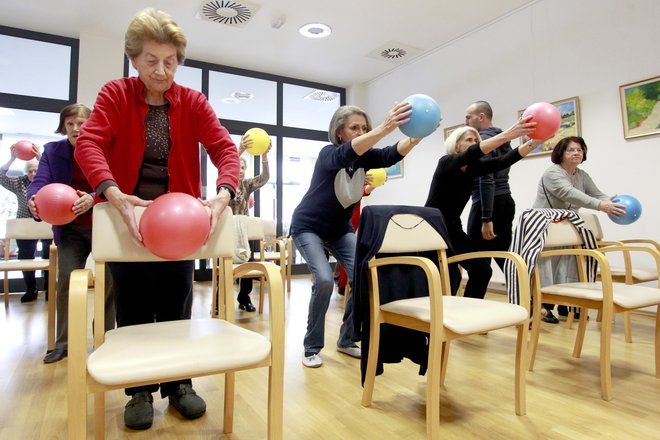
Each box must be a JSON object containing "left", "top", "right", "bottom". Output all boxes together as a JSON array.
[
  {"left": 367, "top": 168, "right": 387, "bottom": 187},
  {"left": 244, "top": 127, "right": 270, "bottom": 156}
]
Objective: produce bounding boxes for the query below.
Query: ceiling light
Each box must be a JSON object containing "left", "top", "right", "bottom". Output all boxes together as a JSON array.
[
  {"left": 232, "top": 91, "right": 254, "bottom": 100},
  {"left": 299, "top": 23, "right": 331, "bottom": 39}
]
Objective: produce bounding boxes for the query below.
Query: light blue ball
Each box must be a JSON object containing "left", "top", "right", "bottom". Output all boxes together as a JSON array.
[
  {"left": 608, "top": 195, "right": 642, "bottom": 225},
  {"left": 399, "top": 94, "right": 441, "bottom": 138}
]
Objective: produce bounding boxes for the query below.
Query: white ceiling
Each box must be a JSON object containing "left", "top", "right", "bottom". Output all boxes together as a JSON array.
[{"left": 0, "top": 0, "right": 534, "bottom": 87}]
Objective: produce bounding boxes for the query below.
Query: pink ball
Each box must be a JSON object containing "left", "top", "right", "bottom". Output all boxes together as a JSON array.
[
  {"left": 34, "top": 183, "right": 78, "bottom": 225},
  {"left": 14, "top": 140, "right": 36, "bottom": 161},
  {"left": 522, "top": 102, "right": 562, "bottom": 140},
  {"left": 139, "top": 192, "right": 210, "bottom": 260}
]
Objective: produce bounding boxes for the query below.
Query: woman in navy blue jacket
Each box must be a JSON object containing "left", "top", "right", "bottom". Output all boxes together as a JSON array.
[{"left": 26, "top": 103, "right": 115, "bottom": 364}]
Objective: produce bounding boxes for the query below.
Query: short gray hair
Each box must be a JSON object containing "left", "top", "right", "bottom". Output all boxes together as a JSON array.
[
  {"left": 24, "top": 158, "right": 39, "bottom": 173},
  {"left": 328, "top": 105, "right": 372, "bottom": 146},
  {"left": 445, "top": 126, "right": 481, "bottom": 155}
]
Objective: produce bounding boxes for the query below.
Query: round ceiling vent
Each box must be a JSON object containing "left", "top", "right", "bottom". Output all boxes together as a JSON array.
[
  {"left": 380, "top": 47, "right": 407, "bottom": 60},
  {"left": 201, "top": 1, "right": 253, "bottom": 25},
  {"left": 304, "top": 90, "right": 339, "bottom": 102}
]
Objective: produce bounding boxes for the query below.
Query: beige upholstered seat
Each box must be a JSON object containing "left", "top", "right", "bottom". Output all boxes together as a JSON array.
[
  {"left": 1, "top": 218, "right": 57, "bottom": 349},
  {"left": 361, "top": 213, "right": 530, "bottom": 439},
  {"left": 527, "top": 216, "right": 660, "bottom": 401},
  {"left": 212, "top": 215, "right": 281, "bottom": 314},
  {"left": 67, "top": 204, "right": 284, "bottom": 439},
  {"left": 582, "top": 212, "right": 659, "bottom": 342},
  {"left": 253, "top": 219, "right": 290, "bottom": 293}
]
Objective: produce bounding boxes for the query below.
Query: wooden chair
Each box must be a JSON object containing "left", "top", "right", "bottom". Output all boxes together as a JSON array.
[
  {"left": 527, "top": 217, "right": 660, "bottom": 401},
  {"left": 67, "top": 204, "right": 284, "bottom": 439},
  {"left": 253, "top": 219, "right": 289, "bottom": 293},
  {"left": 360, "top": 213, "right": 530, "bottom": 439},
  {"left": 1, "top": 218, "right": 57, "bottom": 350}
]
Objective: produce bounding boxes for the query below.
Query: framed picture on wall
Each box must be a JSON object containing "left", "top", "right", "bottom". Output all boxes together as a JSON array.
[
  {"left": 386, "top": 161, "right": 403, "bottom": 179},
  {"left": 619, "top": 75, "right": 660, "bottom": 139},
  {"left": 443, "top": 124, "right": 463, "bottom": 140},
  {"left": 518, "top": 96, "right": 581, "bottom": 158}
]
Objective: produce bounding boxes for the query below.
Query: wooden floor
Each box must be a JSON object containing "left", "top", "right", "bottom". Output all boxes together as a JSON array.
[{"left": 1, "top": 276, "right": 659, "bottom": 439}]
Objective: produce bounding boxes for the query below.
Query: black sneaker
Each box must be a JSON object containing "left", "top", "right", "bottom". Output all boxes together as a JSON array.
[
  {"left": 20, "top": 291, "right": 38, "bottom": 303},
  {"left": 168, "top": 384, "right": 206, "bottom": 419},
  {"left": 43, "top": 348, "right": 67, "bottom": 363},
  {"left": 124, "top": 391, "right": 154, "bottom": 430},
  {"left": 541, "top": 309, "right": 559, "bottom": 324}
]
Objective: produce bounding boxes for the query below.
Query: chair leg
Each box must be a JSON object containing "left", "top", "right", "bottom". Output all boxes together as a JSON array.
[
  {"left": 514, "top": 322, "right": 528, "bottom": 416},
  {"left": 361, "top": 313, "right": 381, "bottom": 407},
  {"left": 528, "top": 311, "right": 542, "bottom": 371},
  {"left": 655, "top": 310, "right": 660, "bottom": 378},
  {"left": 599, "top": 308, "right": 613, "bottom": 401},
  {"left": 572, "top": 309, "right": 589, "bottom": 358},
  {"left": 94, "top": 393, "right": 105, "bottom": 436},
  {"left": 268, "top": 363, "right": 284, "bottom": 440},
  {"left": 426, "top": 332, "right": 442, "bottom": 439},
  {"left": 440, "top": 341, "right": 450, "bottom": 386},
  {"left": 624, "top": 311, "right": 633, "bottom": 343},
  {"left": 47, "top": 263, "right": 57, "bottom": 351},
  {"left": 3, "top": 272, "right": 8, "bottom": 310},
  {"left": 224, "top": 372, "right": 235, "bottom": 434},
  {"left": 566, "top": 308, "right": 575, "bottom": 329},
  {"left": 259, "top": 277, "right": 265, "bottom": 314}
]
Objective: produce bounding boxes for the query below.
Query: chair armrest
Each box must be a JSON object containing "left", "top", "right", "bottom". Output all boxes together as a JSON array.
[
  {"left": 597, "top": 245, "right": 660, "bottom": 286},
  {"left": 447, "top": 251, "right": 531, "bottom": 311},
  {"left": 69, "top": 269, "right": 92, "bottom": 365},
  {"left": 618, "top": 239, "right": 660, "bottom": 250}
]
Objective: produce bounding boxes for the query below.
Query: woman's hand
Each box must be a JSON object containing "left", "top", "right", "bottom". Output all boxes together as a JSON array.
[
  {"left": 377, "top": 102, "right": 413, "bottom": 135},
  {"left": 72, "top": 190, "right": 94, "bottom": 216},
  {"left": 518, "top": 136, "right": 547, "bottom": 157},
  {"left": 599, "top": 196, "right": 626, "bottom": 217},
  {"left": 238, "top": 134, "right": 253, "bottom": 155},
  {"left": 503, "top": 115, "right": 537, "bottom": 141},
  {"left": 28, "top": 195, "right": 39, "bottom": 219},
  {"left": 202, "top": 189, "right": 232, "bottom": 239},
  {"left": 103, "top": 186, "right": 152, "bottom": 244}
]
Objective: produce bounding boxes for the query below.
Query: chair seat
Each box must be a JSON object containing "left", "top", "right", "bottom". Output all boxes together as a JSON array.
[
  {"left": 0, "top": 259, "right": 50, "bottom": 271},
  {"left": 253, "top": 251, "right": 284, "bottom": 261},
  {"left": 380, "top": 295, "right": 528, "bottom": 335},
  {"left": 542, "top": 281, "right": 660, "bottom": 309},
  {"left": 607, "top": 266, "right": 658, "bottom": 282},
  {"left": 88, "top": 319, "right": 271, "bottom": 386}
]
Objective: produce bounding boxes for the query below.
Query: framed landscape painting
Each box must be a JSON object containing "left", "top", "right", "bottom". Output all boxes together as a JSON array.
[
  {"left": 443, "top": 124, "right": 463, "bottom": 140},
  {"left": 518, "top": 96, "right": 581, "bottom": 157},
  {"left": 619, "top": 75, "right": 660, "bottom": 139}
]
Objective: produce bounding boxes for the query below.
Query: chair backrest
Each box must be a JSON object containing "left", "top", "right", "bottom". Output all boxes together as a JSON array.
[
  {"left": 543, "top": 219, "right": 585, "bottom": 248},
  {"left": 244, "top": 216, "right": 264, "bottom": 241},
  {"left": 5, "top": 218, "right": 53, "bottom": 240},
  {"left": 580, "top": 212, "right": 604, "bottom": 240},
  {"left": 380, "top": 214, "right": 448, "bottom": 253},
  {"left": 262, "top": 219, "right": 276, "bottom": 237},
  {"left": 91, "top": 203, "right": 234, "bottom": 262}
]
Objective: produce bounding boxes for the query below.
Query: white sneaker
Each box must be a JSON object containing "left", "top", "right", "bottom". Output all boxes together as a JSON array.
[
  {"left": 337, "top": 345, "right": 361, "bottom": 359},
  {"left": 302, "top": 353, "right": 323, "bottom": 368}
]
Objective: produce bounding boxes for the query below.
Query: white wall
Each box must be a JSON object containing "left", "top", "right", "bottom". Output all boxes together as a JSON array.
[
  {"left": 77, "top": 30, "right": 124, "bottom": 109},
  {"left": 357, "top": 0, "right": 660, "bottom": 243}
]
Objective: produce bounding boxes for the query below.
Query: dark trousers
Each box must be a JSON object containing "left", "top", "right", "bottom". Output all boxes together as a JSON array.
[
  {"left": 109, "top": 260, "right": 194, "bottom": 398},
  {"left": 16, "top": 238, "right": 52, "bottom": 294},
  {"left": 467, "top": 194, "right": 516, "bottom": 271},
  {"left": 447, "top": 226, "right": 492, "bottom": 299},
  {"left": 238, "top": 240, "right": 259, "bottom": 299}
]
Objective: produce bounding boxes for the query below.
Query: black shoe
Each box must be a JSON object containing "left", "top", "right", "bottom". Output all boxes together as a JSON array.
[
  {"left": 238, "top": 296, "right": 256, "bottom": 312},
  {"left": 20, "top": 291, "right": 38, "bottom": 303},
  {"left": 43, "top": 348, "right": 67, "bottom": 363},
  {"left": 541, "top": 310, "right": 559, "bottom": 324},
  {"left": 168, "top": 384, "right": 206, "bottom": 420},
  {"left": 124, "top": 391, "right": 154, "bottom": 430}
]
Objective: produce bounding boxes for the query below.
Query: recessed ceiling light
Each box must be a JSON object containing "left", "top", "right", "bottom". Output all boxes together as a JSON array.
[
  {"left": 299, "top": 23, "right": 332, "bottom": 39},
  {"left": 232, "top": 91, "right": 254, "bottom": 100}
]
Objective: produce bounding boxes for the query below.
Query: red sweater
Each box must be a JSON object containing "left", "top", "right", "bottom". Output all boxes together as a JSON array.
[{"left": 75, "top": 77, "right": 239, "bottom": 199}]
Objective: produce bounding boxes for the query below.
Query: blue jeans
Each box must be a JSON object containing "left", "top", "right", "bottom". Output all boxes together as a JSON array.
[{"left": 292, "top": 231, "right": 356, "bottom": 354}]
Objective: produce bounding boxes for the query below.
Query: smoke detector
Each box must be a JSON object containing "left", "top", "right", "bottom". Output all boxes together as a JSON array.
[
  {"left": 197, "top": 0, "right": 261, "bottom": 28},
  {"left": 366, "top": 41, "right": 423, "bottom": 64},
  {"left": 304, "top": 90, "right": 339, "bottom": 102}
]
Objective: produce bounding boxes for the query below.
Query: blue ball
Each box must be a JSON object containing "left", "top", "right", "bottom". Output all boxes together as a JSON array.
[
  {"left": 608, "top": 194, "right": 642, "bottom": 225},
  {"left": 399, "top": 94, "right": 441, "bottom": 138}
]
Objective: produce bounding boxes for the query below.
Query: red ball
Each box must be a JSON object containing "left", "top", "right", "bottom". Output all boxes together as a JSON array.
[
  {"left": 139, "top": 192, "right": 210, "bottom": 260},
  {"left": 14, "top": 140, "right": 36, "bottom": 161},
  {"left": 522, "top": 102, "right": 562, "bottom": 140},
  {"left": 34, "top": 183, "right": 78, "bottom": 225}
]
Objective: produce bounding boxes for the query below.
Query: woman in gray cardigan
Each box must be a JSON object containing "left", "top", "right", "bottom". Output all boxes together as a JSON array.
[{"left": 532, "top": 136, "right": 625, "bottom": 323}]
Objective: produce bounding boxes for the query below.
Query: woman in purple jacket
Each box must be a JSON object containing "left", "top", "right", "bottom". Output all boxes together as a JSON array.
[{"left": 26, "top": 103, "right": 115, "bottom": 364}]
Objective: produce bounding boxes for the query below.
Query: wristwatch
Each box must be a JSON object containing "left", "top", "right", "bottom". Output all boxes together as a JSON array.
[{"left": 218, "top": 184, "right": 235, "bottom": 199}]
